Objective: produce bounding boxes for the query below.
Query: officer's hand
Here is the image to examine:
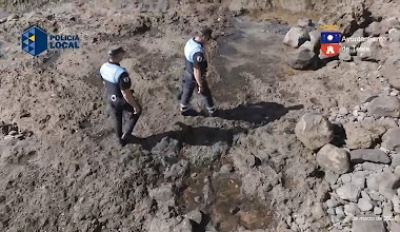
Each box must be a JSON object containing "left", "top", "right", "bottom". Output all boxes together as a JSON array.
[{"left": 134, "top": 106, "right": 142, "bottom": 115}]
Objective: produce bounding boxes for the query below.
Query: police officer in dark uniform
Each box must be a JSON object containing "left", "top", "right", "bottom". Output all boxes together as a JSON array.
[
  {"left": 180, "top": 27, "right": 217, "bottom": 117},
  {"left": 99, "top": 46, "right": 142, "bottom": 147}
]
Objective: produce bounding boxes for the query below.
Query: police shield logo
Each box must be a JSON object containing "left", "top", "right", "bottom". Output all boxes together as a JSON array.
[
  {"left": 123, "top": 76, "right": 130, "bottom": 82},
  {"left": 21, "top": 25, "right": 48, "bottom": 56},
  {"left": 320, "top": 44, "right": 340, "bottom": 56},
  {"left": 197, "top": 56, "right": 203, "bottom": 62}
]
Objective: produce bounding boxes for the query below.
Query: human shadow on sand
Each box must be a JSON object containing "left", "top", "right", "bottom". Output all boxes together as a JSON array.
[
  {"left": 214, "top": 101, "right": 304, "bottom": 126},
  {"left": 126, "top": 102, "right": 303, "bottom": 150},
  {"left": 131, "top": 122, "right": 248, "bottom": 151}
]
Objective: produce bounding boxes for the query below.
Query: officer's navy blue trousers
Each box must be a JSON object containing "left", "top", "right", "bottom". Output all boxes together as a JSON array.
[
  {"left": 109, "top": 99, "right": 140, "bottom": 140},
  {"left": 180, "top": 71, "right": 214, "bottom": 110}
]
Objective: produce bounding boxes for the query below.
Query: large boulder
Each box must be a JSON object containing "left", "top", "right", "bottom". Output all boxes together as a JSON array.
[
  {"left": 299, "top": 40, "right": 319, "bottom": 53},
  {"left": 357, "top": 40, "right": 382, "bottom": 61},
  {"left": 287, "top": 46, "right": 319, "bottom": 70},
  {"left": 283, "top": 26, "right": 308, "bottom": 48},
  {"left": 352, "top": 217, "right": 386, "bottom": 232},
  {"left": 389, "top": 28, "right": 400, "bottom": 42},
  {"left": 365, "top": 21, "right": 382, "bottom": 37},
  {"left": 380, "top": 17, "right": 400, "bottom": 34},
  {"left": 350, "top": 149, "right": 390, "bottom": 164},
  {"left": 343, "top": 122, "right": 386, "bottom": 150},
  {"left": 382, "top": 128, "right": 400, "bottom": 152},
  {"left": 380, "top": 55, "right": 400, "bottom": 89},
  {"left": 367, "top": 172, "right": 400, "bottom": 199},
  {"left": 317, "top": 144, "right": 350, "bottom": 174},
  {"left": 367, "top": 96, "right": 400, "bottom": 117},
  {"left": 308, "top": 30, "right": 321, "bottom": 43},
  {"left": 295, "top": 113, "right": 334, "bottom": 151}
]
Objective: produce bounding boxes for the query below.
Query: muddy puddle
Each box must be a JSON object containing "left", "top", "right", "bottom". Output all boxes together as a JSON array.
[
  {"left": 211, "top": 17, "right": 291, "bottom": 104},
  {"left": 181, "top": 158, "right": 276, "bottom": 231},
  {"left": 178, "top": 16, "right": 292, "bottom": 231}
]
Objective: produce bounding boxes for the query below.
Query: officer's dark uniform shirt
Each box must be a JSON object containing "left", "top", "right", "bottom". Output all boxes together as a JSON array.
[
  {"left": 184, "top": 38, "right": 208, "bottom": 75},
  {"left": 99, "top": 62, "right": 131, "bottom": 99}
]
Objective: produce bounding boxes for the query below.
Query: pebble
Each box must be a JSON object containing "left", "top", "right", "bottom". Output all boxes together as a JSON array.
[
  {"left": 390, "top": 89, "right": 399, "bottom": 96},
  {"left": 382, "top": 202, "right": 393, "bottom": 217},
  {"left": 352, "top": 217, "right": 386, "bottom": 232},
  {"left": 339, "top": 174, "right": 352, "bottom": 184},
  {"left": 374, "top": 207, "right": 382, "bottom": 215},
  {"left": 327, "top": 208, "right": 336, "bottom": 215},
  {"left": 391, "top": 154, "right": 400, "bottom": 168},
  {"left": 360, "top": 104, "right": 368, "bottom": 112},
  {"left": 339, "top": 107, "right": 348, "bottom": 115},
  {"left": 395, "top": 166, "right": 400, "bottom": 176},
  {"left": 396, "top": 215, "right": 400, "bottom": 223},
  {"left": 325, "top": 171, "right": 339, "bottom": 185},
  {"left": 185, "top": 210, "right": 202, "bottom": 224},
  {"left": 364, "top": 117, "right": 376, "bottom": 123},
  {"left": 326, "top": 199, "right": 339, "bottom": 208},
  {"left": 392, "top": 195, "right": 400, "bottom": 213},
  {"left": 229, "top": 206, "right": 240, "bottom": 214},
  {"left": 291, "top": 222, "right": 299, "bottom": 231},
  {"left": 286, "top": 216, "right": 293, "bottom": 225},
  {"left": 358, "top": 198, "right": 373, "bottom": 212},
  {"left": 383, "top": 166, "right": 394, "bottom": 173},
  {"left": 337, "top": 183, "right": 362, "bottom": 202},
  {"left": 330, "top": 215, "right": 341, "bottom": 223},
  {"left": 350, "top": 149, "right": 390, "bottom": 164},
  {"left": 245, "top": 155, "right": 257, "bottom": 168},
  {"left": 220, "top": 164, "right": 234, "bottom": 173},
  {"left": 379, "top": 146, "right": 391, "bottom": 153},
  {"left": 343, "top": 215, "right": 353, "bottom": 225},
  {"left": 354, "top": 164, "right": 363, "bottom": 172},
  {"left": 362, "top": 162, "right": 384, "bottom": 172},
  {"left": 295, "top": 216, "right": 305, "bottom": 227},
  {"left": 391, "top": 222, "right": 400, "bottom": 232},
  {"left": 344, "top": 203, "right": 360, "bottom": 216},
  {"left": 367, "top": 190, "right": 385, "bottom": 202},
  {"left": 335, "top": 207, "right": 345, "bottom": 217},
  {"left": 7, "top": 14, "right": 19, "bottom": 20},
  {"left": 361, "top": 191, "right": 372, "bottom": 202}
]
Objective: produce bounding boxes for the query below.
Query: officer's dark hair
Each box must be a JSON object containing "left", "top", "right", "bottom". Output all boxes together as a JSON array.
[
  {"left": 108, "top": 46, "right": 125, "bottom": 57},
  {"left": 200, "top": 27, "right": 212, "bottom": 39}
]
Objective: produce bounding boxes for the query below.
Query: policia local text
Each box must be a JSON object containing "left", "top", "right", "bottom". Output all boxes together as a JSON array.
[{"left": 49, "top": 35, "right": 80, "bottom": 49}]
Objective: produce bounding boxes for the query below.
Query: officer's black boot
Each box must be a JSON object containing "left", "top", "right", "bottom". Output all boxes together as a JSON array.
[
  {"left": 118, "top": 138, "right": 127, "bottom": 147},
  {"left": 180, "top": 104, "right": 198, "bottom": 116},
  {"left": 207, "top": 106, "right": 218, "bottom": 117},
  {"left": 181, "top": 109, "right": 198, "bottom": 116}
]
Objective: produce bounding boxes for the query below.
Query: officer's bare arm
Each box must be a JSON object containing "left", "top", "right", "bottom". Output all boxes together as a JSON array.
[
  {"left": 119, "top": 73, "right": 141, "bottom": 112},
  {"left": 122, "top": 89, "right": 140, "bottom": 110},
  {"left": 193, "top": 66, "right": 203, "bottom": 87}
]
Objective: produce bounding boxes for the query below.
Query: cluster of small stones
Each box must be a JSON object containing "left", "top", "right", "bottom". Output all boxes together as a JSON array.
[{"left": 295, "top": 87, "right": 400, "bottom": 232}]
